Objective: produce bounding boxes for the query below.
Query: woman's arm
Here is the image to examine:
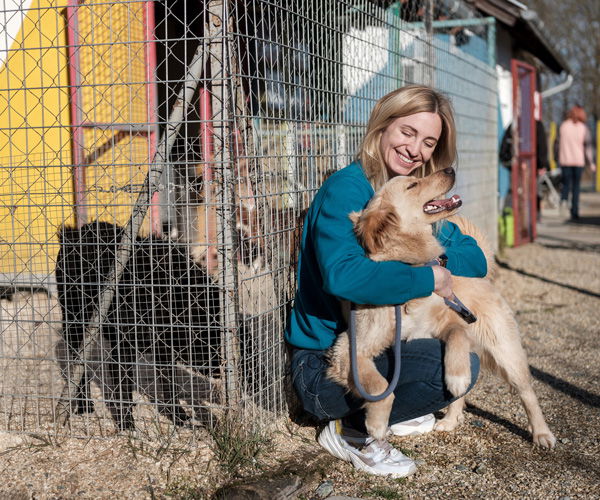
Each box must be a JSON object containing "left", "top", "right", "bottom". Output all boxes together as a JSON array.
[
  {"left": 310, "top": 175, "right": 435, "bottom": 306},
  {"left": 437, "top": 221, "right": 487, "bottom": 278}
]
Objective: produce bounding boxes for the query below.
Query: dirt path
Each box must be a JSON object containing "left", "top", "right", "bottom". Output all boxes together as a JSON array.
[{"left": 0, "top": 192, "right": 599, "bottom": 499}]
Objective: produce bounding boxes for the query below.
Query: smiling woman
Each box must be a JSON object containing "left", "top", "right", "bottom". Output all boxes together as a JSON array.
[
  {"left": 284, "top": 84, "right": 487, "bottom": 478},
  {"left": 359, "top": 85, "right": 457, "bottom": 191},
  {"left": 379, "top": 112, "right": 442, "bottom": 177}
]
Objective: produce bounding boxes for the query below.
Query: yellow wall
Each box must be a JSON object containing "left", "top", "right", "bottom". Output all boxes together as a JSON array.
[
  {"left": 0, "top": 0, "right": 74, "bottom": 276},
  {"left": 0, "top": 0, "right": 153, "bottom": 277},
  {"left": 74, "top": 1, "right": 154, "bottom": 226}
]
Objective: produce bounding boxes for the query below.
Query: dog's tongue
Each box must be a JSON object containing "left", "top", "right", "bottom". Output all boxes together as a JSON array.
[{"left": 423, "top": 194, "right": 462, "bottom": 214}]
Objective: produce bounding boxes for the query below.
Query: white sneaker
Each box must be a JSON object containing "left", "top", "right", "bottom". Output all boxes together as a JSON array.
[
  {"left": 318, "top": 420, "right": 417, "bottom": 477},
  {"left": 389, "top": 413, "right": 435, "bottom": 437}
]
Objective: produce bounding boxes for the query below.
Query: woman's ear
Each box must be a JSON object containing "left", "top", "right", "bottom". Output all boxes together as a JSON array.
[{"left": 352, "top": 203, "right": 399, "bottom": 254}]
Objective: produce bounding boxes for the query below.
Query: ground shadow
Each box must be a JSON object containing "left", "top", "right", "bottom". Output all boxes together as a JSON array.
[
  {"left": 566, "top": 216, "right": 600, "bottom": 227},
  {"left": 536, "top": 233, "right": 600, "bottom": 252},
  {"left": 461, "top": 365, "right": 600, "bottom": 443},
  {"left": 530, "top": 365, "right": 600, "bottom": 409},
  {"left": 462, "top": 403, "right": 532, "bottom": 443},
  {"left": 538, "top": 242, "right": 600, "bottom": 253},
  {"left": 495, "top": 257, "right": 600, "bottom": 299}
]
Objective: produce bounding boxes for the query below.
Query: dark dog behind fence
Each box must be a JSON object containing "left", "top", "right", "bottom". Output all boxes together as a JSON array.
[{"left": 55, "top": 221, "right": 227, "bottom": 430}]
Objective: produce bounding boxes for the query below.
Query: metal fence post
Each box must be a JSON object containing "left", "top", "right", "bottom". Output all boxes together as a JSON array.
[{"left": 207, "top": 0, "right": 241, "bottom": 406}]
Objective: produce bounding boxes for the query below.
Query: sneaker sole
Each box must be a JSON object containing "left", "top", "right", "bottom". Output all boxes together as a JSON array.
[
  {"left": 390, "top": 416, "right": 436, "bottom": 437},
  {"left": 347, "top": 454, "right": 418, "bottom": 478},
  {"left": 318, "top": 425, "right": 351, "bottom": 462},
  {"left": 390, "top": 424, "right": 435, "bottom": 437}
]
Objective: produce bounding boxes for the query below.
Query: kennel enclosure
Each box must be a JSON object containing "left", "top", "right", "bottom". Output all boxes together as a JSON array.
[{"left": 0, "top": 0, "right": 498, "bottom": 436}]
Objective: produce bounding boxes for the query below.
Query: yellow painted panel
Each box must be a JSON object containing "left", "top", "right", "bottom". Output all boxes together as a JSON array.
[
  {"left": 74, "top": 1, "right": 153, "bottom": 227},
  {"left": 0, "top": 0, "right": 153, "bottom": 277},
  {"left": 0, "top": 0, "right": 74, "bottom": 276},
  {"left": 76, "top": 1, "right": 149, "bottom": 125}
]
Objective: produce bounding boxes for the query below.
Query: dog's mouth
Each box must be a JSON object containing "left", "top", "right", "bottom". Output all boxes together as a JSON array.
[{"left": 423, "top": 194, "right": 462, "bottom": 214}]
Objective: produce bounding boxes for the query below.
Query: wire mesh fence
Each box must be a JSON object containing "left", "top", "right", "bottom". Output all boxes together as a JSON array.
[{"left": 0, "top": 0, "right": 497, "bottom": 438}]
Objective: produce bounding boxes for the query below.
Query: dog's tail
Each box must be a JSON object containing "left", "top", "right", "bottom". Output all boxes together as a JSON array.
[{"left": 447, "top": 215, "right": 496, "bottom": 279}]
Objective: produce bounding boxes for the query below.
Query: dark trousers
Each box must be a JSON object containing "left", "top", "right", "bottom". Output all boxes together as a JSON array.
[
  {"left": 290, "top": 339, "right": 480, "bottom": 432},
  {"left": 560, "top": 166, "right": 584, "bottom": 218}
]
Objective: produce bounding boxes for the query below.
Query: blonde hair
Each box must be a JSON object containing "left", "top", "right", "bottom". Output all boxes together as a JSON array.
[{"left": 358, "top": 85, "right": 457, "bottom": 191}]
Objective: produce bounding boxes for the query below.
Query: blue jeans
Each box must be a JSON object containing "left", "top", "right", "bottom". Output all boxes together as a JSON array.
[
  {"left": 560, "top": 166, "right": 584, "bottom": 218},
  {"left": 290, "top": 339, "right": 480, "bottom": 432}
]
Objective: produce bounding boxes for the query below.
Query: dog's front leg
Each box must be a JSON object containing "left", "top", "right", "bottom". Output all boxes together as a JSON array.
[
  {"left": 354, "top": 355, "right": 394, "bottom": 441},
  {"left": 434, "top": 396, "right": 465, "bottom": 432},
  {"left": 443, "top": 326, "right": 472, "bottom": 397}
]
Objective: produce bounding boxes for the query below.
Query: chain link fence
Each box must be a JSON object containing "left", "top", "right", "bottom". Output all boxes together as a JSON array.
[{"left": 0, "top": 0, "right": 497, "bottom": 438}]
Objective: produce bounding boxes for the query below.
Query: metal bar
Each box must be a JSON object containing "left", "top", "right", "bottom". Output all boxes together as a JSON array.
[
  {"left": 199, "top": 87, "right": 218, "bottom": 273},
  {"left": 487, "top": 18, "right": 496, "bottom": 68},
  {"left": 207, "top": 0, "right": 240, "bottom": 406},
  {"left": 424, "top": 0, "right": 434, "bottom": 86},
  {"left": 144, "top": 0, "right": 161, "bottom": 235},
  {"left": 405, "top": 16, "right": 497, "bottom": 29},
  {"left": 55, "top": 31, "right": 208, "bottom": 426},
  {"left": 80, "top": 130, "right": 128, "bottom": 167},
  {"left": 79, "top": 123, "right": 152, "bottom": 131},
  {"left": 66, "top": 1, "right": 87, "bottom": 227}
]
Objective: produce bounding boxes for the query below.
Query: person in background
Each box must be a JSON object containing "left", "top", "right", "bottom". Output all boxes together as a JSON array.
[
  {"left": 555, "top": 105, "right": 597, "bottom": 222},
  {"left": 535, "top": 120, "right": 550, "bottom": 221},
  {"left": 285, "top": 85, "right": 487, "bottom": 478}
]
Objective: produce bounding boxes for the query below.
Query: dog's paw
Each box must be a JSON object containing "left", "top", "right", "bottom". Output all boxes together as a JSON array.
[
  {"left": 534, "top": 431, "right": 556, "bottom": 449},
  {"left": 434, "top": 414, "right": 463, "bottom": 433},
  {"left": 365, "top": 421, "right": 389, "bottom": 441},
  {"left": 445, "top": 373, "right": 471, "bottom": 398}
]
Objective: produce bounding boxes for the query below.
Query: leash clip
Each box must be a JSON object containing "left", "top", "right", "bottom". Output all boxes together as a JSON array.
[{"left": 444, "top": 294, "right": 477, "bottom": 324}]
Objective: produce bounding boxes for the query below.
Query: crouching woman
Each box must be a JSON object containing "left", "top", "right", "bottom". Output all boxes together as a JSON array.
[{"left": 285, "top": 85, "right": 486, "bottom": 477}]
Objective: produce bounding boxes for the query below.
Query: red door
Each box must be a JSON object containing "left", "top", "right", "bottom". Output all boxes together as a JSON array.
[{"left": 511, "top": 59, "right": 537, "bottom": 246}]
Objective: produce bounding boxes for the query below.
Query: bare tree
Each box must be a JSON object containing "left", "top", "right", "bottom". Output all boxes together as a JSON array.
[{"left": 526, "top": 0, "right": 600, "bottom": 124}]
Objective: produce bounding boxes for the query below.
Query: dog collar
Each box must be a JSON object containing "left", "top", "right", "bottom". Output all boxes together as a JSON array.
[{"left": 436, "top": 254, "right": 448, "bottom": 267}]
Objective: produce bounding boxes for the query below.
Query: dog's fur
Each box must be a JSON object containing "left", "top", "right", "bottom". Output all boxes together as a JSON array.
[
  {"left": 327, "top": 169, "right": 556, "bottom": 448},
  {"left": 55, "top": 221, "right": 223, "bottom": 430}
]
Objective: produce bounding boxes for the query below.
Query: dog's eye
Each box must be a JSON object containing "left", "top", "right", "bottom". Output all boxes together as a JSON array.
[{"left": 406, "top": 182, "right": 418, "bottom": 190}]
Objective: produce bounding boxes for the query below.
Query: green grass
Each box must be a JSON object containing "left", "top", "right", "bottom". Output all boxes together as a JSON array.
[
  {"left": 365, "top": 485, "right": 405, "bottom": 499},
  {"left": 207, "top": 412, "right": 270, "bottom": 475}
]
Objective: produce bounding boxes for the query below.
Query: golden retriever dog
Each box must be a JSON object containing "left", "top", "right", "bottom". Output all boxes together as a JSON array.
[{"left": 327, "top": 168, "right": 556, "bottom": 448}]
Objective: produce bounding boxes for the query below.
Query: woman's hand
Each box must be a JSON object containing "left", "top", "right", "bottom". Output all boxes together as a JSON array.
[{"left": 432, "top": 265, "right": 453, "bottom": 299}]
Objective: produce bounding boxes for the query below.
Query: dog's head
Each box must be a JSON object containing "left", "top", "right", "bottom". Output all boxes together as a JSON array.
[{"left": 350, "top": 168, "right": 462, "bottom": 263}]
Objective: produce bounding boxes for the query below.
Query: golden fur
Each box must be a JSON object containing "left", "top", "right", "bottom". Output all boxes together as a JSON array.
[{"left": 327, "top": 169, "right": 556, "bottom": 448}]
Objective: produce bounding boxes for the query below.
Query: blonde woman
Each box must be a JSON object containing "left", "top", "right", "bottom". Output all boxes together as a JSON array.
[{"left": 285, "top": 85, "right": 487, "bottom": 477}]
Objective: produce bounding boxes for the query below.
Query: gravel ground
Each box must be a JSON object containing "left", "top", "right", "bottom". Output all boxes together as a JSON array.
[{"left": 0, "top": 193, "right": 599, "bottom": 499}]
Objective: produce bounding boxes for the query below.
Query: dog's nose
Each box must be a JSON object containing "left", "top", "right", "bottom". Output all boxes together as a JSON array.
[{"left": 443, "top": 167, "right": 455, "bottom": 176}]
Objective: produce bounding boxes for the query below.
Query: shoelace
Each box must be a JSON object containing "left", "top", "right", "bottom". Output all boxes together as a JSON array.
[{"left": 363, "top": 439, "right": 407, "bottom": 463}]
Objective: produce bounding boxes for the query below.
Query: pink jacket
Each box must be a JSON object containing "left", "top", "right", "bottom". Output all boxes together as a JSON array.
[{"left": 558, "top": 120, "right": 589, "bottom": 167}]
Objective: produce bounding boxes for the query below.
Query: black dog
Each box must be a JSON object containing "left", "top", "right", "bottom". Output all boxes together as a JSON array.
[{"left": 55, "top": 221, "right": 223, "bottom": 430}]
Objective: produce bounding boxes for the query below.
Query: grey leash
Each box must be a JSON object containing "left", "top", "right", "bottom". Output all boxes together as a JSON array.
[
  {"left": 348, "top": 267, "right": 478, "bottom": 403},
  {"left": 349, "top": 303, "right": 403, "bottom": 402}
]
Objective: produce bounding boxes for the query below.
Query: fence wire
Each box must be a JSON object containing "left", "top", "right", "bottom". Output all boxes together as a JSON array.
[{"left": 0, "top": 0, "right": 497, "bottom": 438}]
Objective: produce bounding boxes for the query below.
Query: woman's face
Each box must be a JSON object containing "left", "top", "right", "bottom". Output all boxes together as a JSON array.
[{"left": 380, "top": 112, "right": 442, "bottom": 177}]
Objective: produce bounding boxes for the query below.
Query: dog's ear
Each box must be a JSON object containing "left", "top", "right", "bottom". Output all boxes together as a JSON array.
[{"left": 353, "top": 203, "right": 400, "bottom": 254}]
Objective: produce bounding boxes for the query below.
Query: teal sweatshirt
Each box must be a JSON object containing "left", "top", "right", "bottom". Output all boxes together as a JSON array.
[{"left": 284, "top": 161, "right": 488, "bottom": 350}]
